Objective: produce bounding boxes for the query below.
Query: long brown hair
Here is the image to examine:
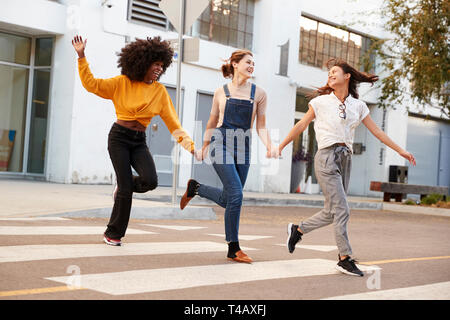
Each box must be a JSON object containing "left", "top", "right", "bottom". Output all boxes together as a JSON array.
[
  {"left": 313, "top": 58, "right": 378, "bottom": 99},
  {"left": 221, "top": 49, "right": 253, "bottom": 79}
]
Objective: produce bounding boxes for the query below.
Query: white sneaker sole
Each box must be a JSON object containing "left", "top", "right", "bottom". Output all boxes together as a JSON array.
[
  {"left": 335, "top": 265, "right": 364, "bottom": 277},
  {"left": 103, "top": 237, "right": 121, "bottom": 246}
]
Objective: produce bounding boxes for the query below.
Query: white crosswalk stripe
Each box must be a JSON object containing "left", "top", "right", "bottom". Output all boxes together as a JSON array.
[
  {"left": 0, "top": 242, "right": 257, "bottom": 263},
  {"left": 275, "top": 243, "right": 338, "bottom": 252},
  {"left": 0, "top": 226, "right": 155, "bottom": 235},
  {"left": 45, "top": 259, "right": 381, "bottom": 296},
  {"left": 322, "top": 281, "right": 450, "bottom": 300},
  {"left": 207, "top": 233, "right": 274, "bottom": 241},
  {"left": 0, "top": 217, "right": 70, "bottom": 221},
  {"left": 141, "top": 224, "right": 207, "bottom": 231}
]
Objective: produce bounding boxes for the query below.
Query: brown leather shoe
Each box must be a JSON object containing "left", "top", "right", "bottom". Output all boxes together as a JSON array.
[
  {"left": 227, "top": 250, "right": 253, "bottom": 264},
  {"left": 180, "top": 192, "right": 193, "bottom": 210},
  {"left": 180, "top": 179, "right": 199, "bottom": 210}
]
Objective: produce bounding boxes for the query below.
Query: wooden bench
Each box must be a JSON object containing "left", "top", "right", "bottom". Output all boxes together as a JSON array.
[{"left": 370, "top": 181, "right": 449, "bottom": 202}]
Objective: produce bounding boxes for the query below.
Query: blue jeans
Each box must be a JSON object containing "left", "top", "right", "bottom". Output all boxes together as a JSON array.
[
  {"left": 197, "top": 83, "right": 254, "bottom": 243},
  {"left": 198, "top": 159, "right": 250, "bottom": 243},
  {"left": 198, "top": 128, "right": 251, "bottom": 242}
]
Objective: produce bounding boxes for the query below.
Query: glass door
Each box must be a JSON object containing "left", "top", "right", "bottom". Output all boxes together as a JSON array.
[
  {"left": 0, "top": 33, "right": 31, "bottom": 173},
  {"left": 0, "top": 32, "right": 53, "bottom": 175},
  {"left": 27, "top": 38, "right": 53, "bottom": 174}
]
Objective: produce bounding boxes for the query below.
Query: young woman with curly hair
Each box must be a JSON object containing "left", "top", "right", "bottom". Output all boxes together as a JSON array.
[
  {"left": 179, "top": 50, "right": 278, "bottom": 263},
  {"left": 72, "top": 35, "right": 195, "bottom": 246},
  {"left": 280, "top": 58, "right": 416, "bottom": 276}
]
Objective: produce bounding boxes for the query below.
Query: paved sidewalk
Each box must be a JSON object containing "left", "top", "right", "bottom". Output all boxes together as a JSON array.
[
  {"left": 0, "top": 178, "right": 448, "bottom": 218},
  {"left": 0, "top": 179, "right": 214, "bottom": 220}
]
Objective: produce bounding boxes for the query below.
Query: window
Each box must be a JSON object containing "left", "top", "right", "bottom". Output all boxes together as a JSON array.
[
  {"left": 295, "top": 92, "right": 318, "bottom": 184},
  {"left": 0, "top": 32, "right": 53, "bottom": 174},
  {"left": 191, "top": 0, "right": 255, "bottom": 50},
  {"left": 299, "top": 15, "right": 375, "bottom": 72},
  {"left": 278, "top": 40, "right": 289, "bottom": 76},
  {"left": 128, "top": 0, "right": 175, "bottom": 31}
]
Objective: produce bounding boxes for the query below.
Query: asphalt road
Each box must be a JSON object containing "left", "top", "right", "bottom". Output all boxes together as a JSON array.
[{"left": 1, "top": 205, "right": 449, "bottom": 302}]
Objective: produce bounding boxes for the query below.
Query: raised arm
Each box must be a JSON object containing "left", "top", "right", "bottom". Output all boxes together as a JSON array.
[
  {"left": 72, "top": 35, "right": 119, "bottom": 99},
  {"left": 362, "top": 114, "right": 416, "bottom": 166},
  {"left": 278, "top": 105, "right": 315, "bottom": 156}
]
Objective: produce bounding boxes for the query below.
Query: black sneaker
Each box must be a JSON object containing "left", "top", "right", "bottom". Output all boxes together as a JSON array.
[
  {"left": 180, "top": 179, "right": 200, "bottom": 210},
  {"left": 336, "top": 255, "right": 364, "bottom": 277},
  {"left": 286, "top": 223, "right": 302, "bottom": 253}
]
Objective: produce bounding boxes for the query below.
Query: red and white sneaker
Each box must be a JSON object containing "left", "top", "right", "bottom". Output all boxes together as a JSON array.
[{"left": 103, "top": 234, "right": 121, "bottom": 246}]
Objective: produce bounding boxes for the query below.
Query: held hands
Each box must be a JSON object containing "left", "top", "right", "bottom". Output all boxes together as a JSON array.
[
  {"left": 194, "top": 146, "right": 209, "bottom": 161},
  {"left": 266, "top": 145, "right": 283, "bottom": 159},
  {"left": 194, "top": 145, "right": 283, "bottom": 161},
  {"left": 72, "top": 35, "right": 87, "bottom": 58},
  {"left": 399, "top": 149, "right": 417, "bottom": 166},
  {"left": 266, "top": 144, "right": 281, "bottom": 159}
]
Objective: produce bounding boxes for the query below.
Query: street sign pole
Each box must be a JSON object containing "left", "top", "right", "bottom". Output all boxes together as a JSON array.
[
  {"left": 160, "top": 0, "right": 208, "bottom": 205},
  {"left": 171, "top": 0, "right": 186, "bottom": 205}
]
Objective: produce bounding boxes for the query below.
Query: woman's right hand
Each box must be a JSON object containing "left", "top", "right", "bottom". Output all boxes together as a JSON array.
[
  {"left": 194, "top": 149, "right": 204, "bottom": 161},
  {"left": 399, "top": 149, "right": 416, "bottom": 166},
  {"left": 195, "top": 145, "right": 210, "bottom": 161},
  {"left": 72, "top": 35, "right": 86, "bottom": 58},
  {"left": 275, "top": 144, "right": 283, "bottom": 158}
]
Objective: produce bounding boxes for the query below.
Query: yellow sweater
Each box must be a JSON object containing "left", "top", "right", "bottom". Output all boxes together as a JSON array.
[{"left": 78, "top": 57, "right": 194, "bottom": 153}]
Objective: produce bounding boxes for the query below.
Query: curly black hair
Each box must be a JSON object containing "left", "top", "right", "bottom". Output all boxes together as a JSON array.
[{"left": 117, "top": 36, "right": 174, "bottom": 82}]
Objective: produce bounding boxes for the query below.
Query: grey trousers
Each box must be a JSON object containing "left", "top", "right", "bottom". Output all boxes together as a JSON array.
[{"left": 299, "top": 144, "right": 353, "bottom": 256}]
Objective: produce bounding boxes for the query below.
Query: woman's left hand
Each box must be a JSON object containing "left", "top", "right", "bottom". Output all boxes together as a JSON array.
[
  {"left": 194, "top": 149, "right": 204, "bottom": 161},
  {"left": 399, "top": 150, "right": 416, "bottom": 166},
  {"left": 266, "top": 145, "right": 280, "bottom": 159}
]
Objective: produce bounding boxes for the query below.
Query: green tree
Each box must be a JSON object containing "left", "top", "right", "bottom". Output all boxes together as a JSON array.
[{"left": 362, "top": 0, "right": 449, "bottom": 118}]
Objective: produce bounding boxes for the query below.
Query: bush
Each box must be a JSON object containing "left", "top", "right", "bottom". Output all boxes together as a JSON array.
[
  {"left": 436, "top": 201, "right": 450, "bottom": 209},
  {"left": 404, "top": 199, "right": 416, "bottom": 205},
  {"left": 420, "top": 193, "right": 445, "bottom": 205}
]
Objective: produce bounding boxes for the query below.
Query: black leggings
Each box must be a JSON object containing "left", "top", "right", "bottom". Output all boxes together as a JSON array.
[{"left": 105, "top": 123, "right": 158, "bottom": 239}]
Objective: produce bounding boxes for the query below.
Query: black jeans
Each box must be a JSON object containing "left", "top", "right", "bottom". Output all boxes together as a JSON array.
[{"left": 105, "top": 123, "right": 158, "bottom": 239}]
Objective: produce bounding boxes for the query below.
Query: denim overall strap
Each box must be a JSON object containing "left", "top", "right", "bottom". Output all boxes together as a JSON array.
[
  {"left": 250, "top": 83, "right": 256, "bottom": 102},
  {"left": 223, "top": 84, "right": 231, "bottom": 99}
]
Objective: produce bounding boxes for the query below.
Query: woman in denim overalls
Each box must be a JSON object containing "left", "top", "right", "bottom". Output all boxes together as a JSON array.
[{"left": 180, "top": 50, "right": 277, "bottom": 263}]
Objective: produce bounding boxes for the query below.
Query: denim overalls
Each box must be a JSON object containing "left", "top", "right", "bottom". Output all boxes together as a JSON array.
[{"left": 197, "top": 83, "right": 256, "bottom": 242}]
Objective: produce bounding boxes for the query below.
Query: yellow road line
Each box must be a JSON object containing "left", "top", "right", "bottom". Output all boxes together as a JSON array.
[
  {"left": 0, "top": 286, "right": 84, "bottom": 297},
  {"left": 360, "top": 255, "right": 450, "bottom": 265}
]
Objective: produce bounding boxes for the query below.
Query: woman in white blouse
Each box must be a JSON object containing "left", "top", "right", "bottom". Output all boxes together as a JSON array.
[{"left": 278, "top": 58, "right": 416, "bottom": 277}]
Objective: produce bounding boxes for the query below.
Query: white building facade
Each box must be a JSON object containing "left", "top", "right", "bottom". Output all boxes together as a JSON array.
[{"left": 0, "top": 0, "right": 448, "bottom": 197}]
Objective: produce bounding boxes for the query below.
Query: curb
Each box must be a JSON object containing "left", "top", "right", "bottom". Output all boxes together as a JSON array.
[
  {"left": 133, "top": 194, "right": 449, "bottom": 217},
  {"left": 133, "top": 194, "right": 383, "bottom": 210},
  {"left": 381, "top": 203, "right": 450, "bottom": 217},
  {"left": 49, "top": 206, "right": 217, "bottom": 220}
]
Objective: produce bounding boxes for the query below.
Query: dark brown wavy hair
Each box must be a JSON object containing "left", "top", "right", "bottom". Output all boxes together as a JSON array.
[
  {"left": 221, "top": 49, "right": 253, "bottom": 79},
  {"left": 117, "top": 36, "right": 174, "bottom": 81},
  {"left": 313, "top": 58, "right": 379, "bottom": 99}
]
